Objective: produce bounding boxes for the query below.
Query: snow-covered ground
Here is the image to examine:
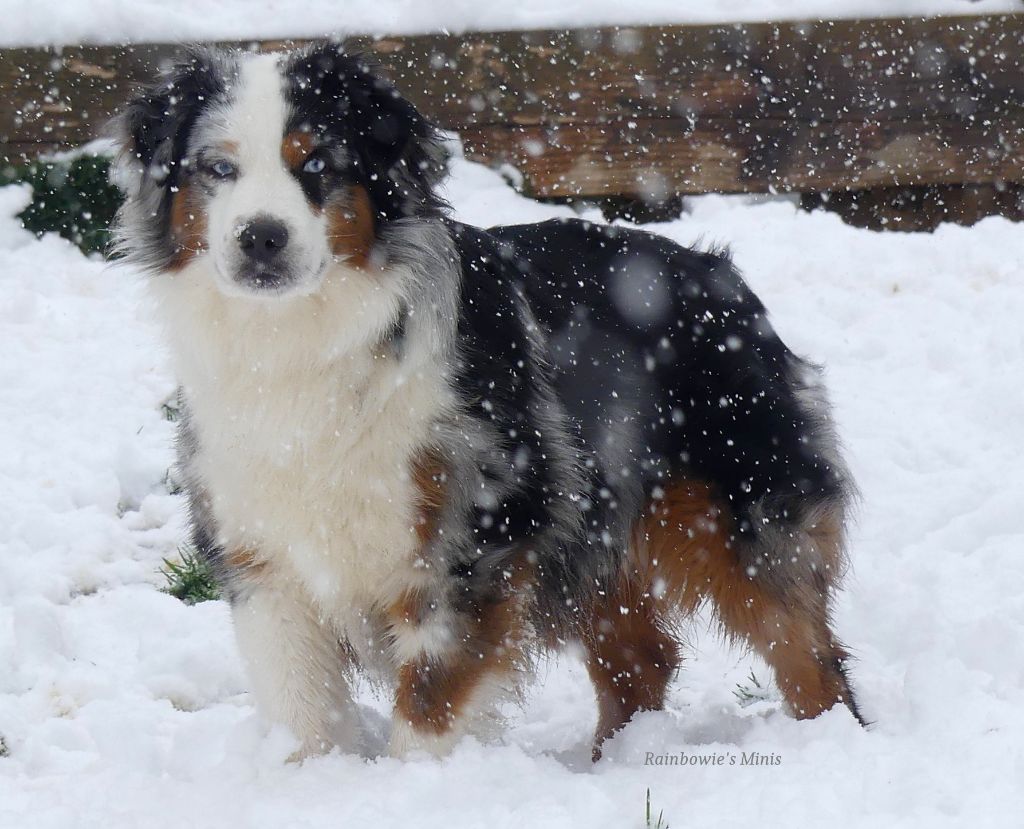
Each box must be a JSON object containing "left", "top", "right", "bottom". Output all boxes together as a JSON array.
[
  {"left": 1, "top": 144, "right": 1023, "bottom": 827},
  {"left": 0, "top": 0, "right": 1020, "bottom": 47}
]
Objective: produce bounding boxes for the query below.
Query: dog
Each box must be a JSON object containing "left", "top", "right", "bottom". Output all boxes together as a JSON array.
[{"left": 113, "top": 43, "right": 864, "bottom": 760}]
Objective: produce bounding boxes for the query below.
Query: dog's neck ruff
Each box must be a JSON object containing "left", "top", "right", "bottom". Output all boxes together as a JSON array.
[{"left": 155, "top": 250, "right": 457, "bottom": 617}]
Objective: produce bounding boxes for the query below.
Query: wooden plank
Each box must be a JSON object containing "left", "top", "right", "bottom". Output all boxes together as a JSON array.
[
  {"left": 802, "top": 182, "right": 1024, "bottom": 231},
  {"left": 1, "top": 15, "right": 1023, "bottom": 199}
]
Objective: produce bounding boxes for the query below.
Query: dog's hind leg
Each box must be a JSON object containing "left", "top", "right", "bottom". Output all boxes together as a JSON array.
[
  {"left": 633, "top": 482, "right": 864, "bottom": 725},
  {"left": 726, "top": 503, "right": 863, "bottom": 724},
  {"left": 580, "top": 578, "right": 680, "bottom": 759},
  {"left": 229, "top": 560, "right": 362, "bottom": 758}
]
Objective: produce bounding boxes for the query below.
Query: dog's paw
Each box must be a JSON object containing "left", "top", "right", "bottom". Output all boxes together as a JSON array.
[{"left": 388, "top": 718, "right": 458, "bottom": 760}]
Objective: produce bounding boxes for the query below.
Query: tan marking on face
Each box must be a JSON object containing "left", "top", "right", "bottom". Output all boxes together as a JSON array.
[
  {"left": 328, "top": 185, "right": 377, "bottom": 270},
  {"left": 281, "top": 130, "right": 315, "bottom": 169},
  {"left": 168, "top": 181, "right": 208, "bottom": 269}
]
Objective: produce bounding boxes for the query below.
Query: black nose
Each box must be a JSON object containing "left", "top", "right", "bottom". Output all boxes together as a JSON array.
[{"left": 239, "top": 218, "right": 289, "bottom": 263}]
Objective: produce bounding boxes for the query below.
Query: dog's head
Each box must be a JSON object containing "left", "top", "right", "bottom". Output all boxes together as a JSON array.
[{"left": 114, "top": 45, "right": 447, "bottom": 297}]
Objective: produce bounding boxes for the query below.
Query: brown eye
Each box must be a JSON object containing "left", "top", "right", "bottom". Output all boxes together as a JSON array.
[{"left": 303, "top": 156, "right": 326, "bottom": 174}]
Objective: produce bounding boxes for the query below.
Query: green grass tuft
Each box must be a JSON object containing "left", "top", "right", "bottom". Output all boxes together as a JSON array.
[
  {"left": 646, "top": 788, "right": 670, "bottom": 829},
  {"left": 160, "top": 547, "right": 221, "bottom": 605},
  {"left": 161, "top": 397, "right": 182, "bottom": 422},
  {"left": 733, "top": 670, "right": 772, "bottom": 708},
  {"left": 0, "top": 154, "right": 124, "bottom": 256}
]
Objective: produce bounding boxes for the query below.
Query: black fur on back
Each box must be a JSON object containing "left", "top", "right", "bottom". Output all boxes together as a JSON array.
[
  {"left": 486, "top": 218, "right": 848, "bottom": 532},
  {"left": 445, "top": 217, "right": 851, "bottom": 631}
]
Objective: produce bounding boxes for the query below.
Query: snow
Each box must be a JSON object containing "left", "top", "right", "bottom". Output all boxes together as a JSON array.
[
  {"left": 0, "top": 0, "right": 1020, "bottom": 47},
  {"left": 2, "top": 146, "right": 1024, "bottom": 827}
]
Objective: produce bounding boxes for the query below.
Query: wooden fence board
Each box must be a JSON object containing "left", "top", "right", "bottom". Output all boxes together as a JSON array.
[{"left": 1, "top": 15, "right": 1022, "bottom": 203}]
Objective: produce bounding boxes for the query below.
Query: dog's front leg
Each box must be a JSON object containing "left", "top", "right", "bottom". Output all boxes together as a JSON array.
[
  {"left": 384, "top": 586, "right": 526, "bottom": 758},
  {"left": 231, "top": 578, "right": 361, "bottom": 759}
]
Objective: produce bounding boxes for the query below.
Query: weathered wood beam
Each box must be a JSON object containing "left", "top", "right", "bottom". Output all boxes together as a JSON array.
[{"left": 1, "top": 15, "right": 1022, "bottom": 200}]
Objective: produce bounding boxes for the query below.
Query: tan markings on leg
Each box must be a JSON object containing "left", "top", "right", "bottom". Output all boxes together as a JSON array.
[
  {"left": 582, "top": 576, "right": 679, "bottom": 759},
  {"left": 169, "top": 182, "right": 207, "bottom": 269},
  {"left": 804, "top": 503, "right": 846, "bottom": 577},
  {"left": 327, "top": 185, "right": 377, "bottom": 270},
  {"left": 224, "top": 545, "right": 267, "bottom": 578},
  {"left": 631, "top": 481, "right": 859, "bottom": 722},
  {"left": 391, "top": 587, "right": 429, "bottom": 626},
  {"left": 281, "top": 130, "right": 315, "bottom": 169},
  {"left": 383, "top": 583, "right": 452, "bottom": 666},
  {"left": 382, "top": 452, "right": 452, "bottom": 666},
  {"left": 410, "top": 448, "right": 447, "bottom": 546},
  {"left": 392, "top": 566, "right": 531, "bottom": 740}
]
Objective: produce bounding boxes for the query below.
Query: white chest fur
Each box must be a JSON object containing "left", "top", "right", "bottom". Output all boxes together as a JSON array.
[{"left": 155, "top": 263, "right": 451, "bottom": 618}]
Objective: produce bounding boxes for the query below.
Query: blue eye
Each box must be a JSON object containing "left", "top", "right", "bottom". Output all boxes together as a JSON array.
[
  {"left": 207, "top": 159, "right": 237, "bottom": 179},
  {"left": 303, "top": 156, "right": 327, "bottom": 174}
]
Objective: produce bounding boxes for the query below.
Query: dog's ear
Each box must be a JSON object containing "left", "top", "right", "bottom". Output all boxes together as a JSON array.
[
  {"left": 289, "top": 44, "right": 449, "bottom": 220},
  {"left": 115, "top": 48, "right": 227, "bottom": 187},
  {"left": 351, "top": 70, "right": 449, "bottom": 220}
]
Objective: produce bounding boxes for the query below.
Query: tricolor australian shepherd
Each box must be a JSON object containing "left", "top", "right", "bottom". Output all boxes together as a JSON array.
[{"left": 114, "top": 44, "right": 863, "bottom": 759}]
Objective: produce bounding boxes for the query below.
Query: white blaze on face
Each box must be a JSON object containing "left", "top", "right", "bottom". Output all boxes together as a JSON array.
[{"left": 201, "top": 52, "right": 330, "bottom": 297}]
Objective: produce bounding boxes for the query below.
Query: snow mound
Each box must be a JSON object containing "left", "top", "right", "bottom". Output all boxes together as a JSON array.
[
  {"left": 1, "top": 151, "right": 1023, "bottom": 827},
  {"left": 1, "top": 0, "right": 1021, "bottom": 48}
]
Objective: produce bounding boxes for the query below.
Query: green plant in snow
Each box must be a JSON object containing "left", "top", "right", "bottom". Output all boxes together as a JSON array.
[
  {"left": 0, "top": 154, "right": 123, "bottom": 256},
  {"left": 646, "top": 788, "right": 670, "bottom": 829},
  {"left": 733, "top": 670, "right": 772, "bottom": 708},
  {"left": 160, "top": 546, "right": 220, "bottom": 605}
]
